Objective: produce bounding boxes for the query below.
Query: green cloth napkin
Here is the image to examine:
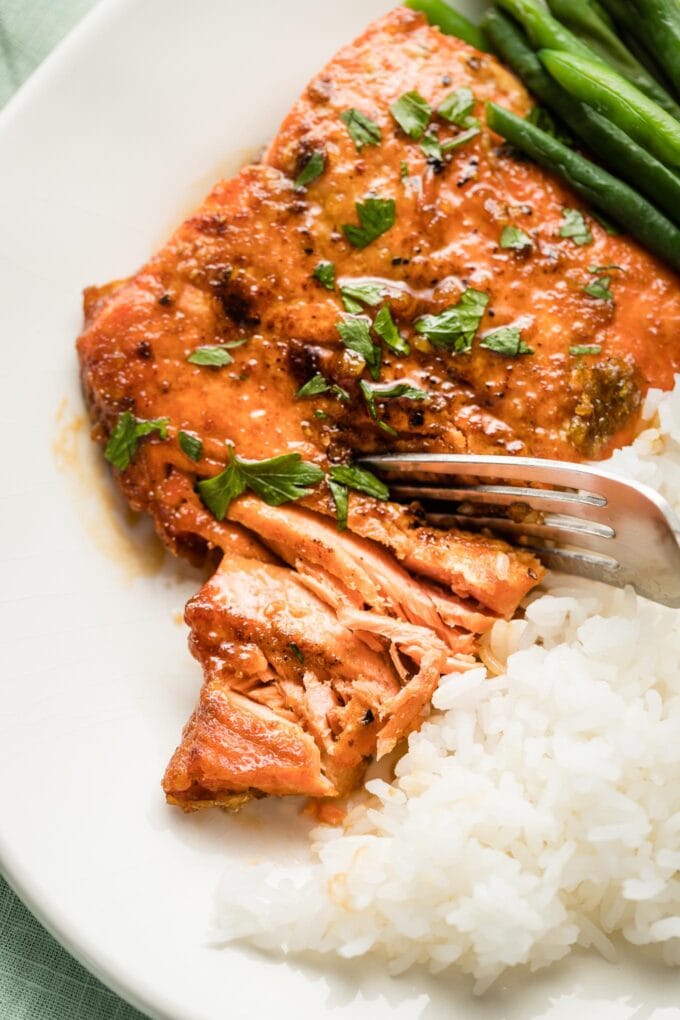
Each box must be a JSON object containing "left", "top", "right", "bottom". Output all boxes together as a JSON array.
[{"left": 1, "top": 4, "right": 147, "bottom": 1016}]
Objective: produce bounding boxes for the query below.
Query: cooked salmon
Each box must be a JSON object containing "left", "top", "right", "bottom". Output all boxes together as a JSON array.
[{"left": 77, "top": 6, "right": 680, "bottom": 810}]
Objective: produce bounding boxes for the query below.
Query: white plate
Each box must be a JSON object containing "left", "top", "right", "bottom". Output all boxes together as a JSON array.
[{"left": 1, "top": 2, "right": 679, "bottom": 1017}]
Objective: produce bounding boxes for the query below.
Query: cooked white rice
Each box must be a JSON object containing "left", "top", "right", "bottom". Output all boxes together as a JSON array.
[{"left": 214, "top": 377, "right": 680, "bottom": 993}]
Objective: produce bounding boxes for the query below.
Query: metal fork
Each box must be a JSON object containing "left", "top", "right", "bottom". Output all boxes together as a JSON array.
[{"left": 359, "top": 454, "right": 680, "bottom": 608}]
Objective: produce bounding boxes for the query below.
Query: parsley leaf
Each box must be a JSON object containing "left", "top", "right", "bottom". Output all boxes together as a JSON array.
[
  {"left": 414, "top": 288, "right": 488, "bottom": 352},
  {"left": 289, "top": 642, "right": 305, "bottom": 663},
  {"left": 339, "top": 281, "right": 384, "bottom": 313},
  {"left": 559, "top": 208, "right": 593, "bottom": 246},
  {"left": 296, "top": 372, "right": 349, "bottom": 401},
  {"left": 480, "top": 326, "right": 533, "bottom": 356},
  {"left": 438, "top": 87, "right": 478, "bottom": 128},
  {"left": 343, "top": 196, "right": 396, "bottom": 249},
  {"left": 340, "top": 109, "right": 382, "bottom": 150},
  {"left": 420, "top": 132, "right": 443, "bottom": 162},
  {"left": 327, "top": 479, "right": 348, "bottom": 530},
  {"left": 294, "top": 150, "right": 326, "bottom": 189},
  {"left": 105, "top": 411, "right": 169, "bottom": 471},
  {"left": 329, "top": 464, "right": 389, "bottom": 501},
  {"left": 588, "top": 264, "right": 623, "bottom": 274},
  {"left": 400, "top": 160, "right": 410, "bottom": 179},
  {"left": 178, "top": 430, "right": 203, "bottom": 463},
  {"left": 374, "top": 304, "right": 409, "bottom": 356},
  {"left": 198, "top": 448, "right": 324, "bottom": 520},
  {"left": 441, "top": 126, "right": 480, "bottom": 152},
  {"left": 390, "top": 90, "right": 432, "bottom": 140},
  {"left": 313, "top": 261, "right": 336, "bottom": 290},
  {"left": 500, "top": 225, "right": 532, "bottom": 251},
  {"left": 583, "top": 276, "right": 614, "bottom": 301},
  {"left": 187, "top": 345, "right": 234, "bottom": 367},
  {"left": 337, "top": 314, "right": 382, "bottom": 380},
  {"left": 570, "top": 344, "right": 602, "bottom": 356},
  {"left": 360, "top": 380, "right": 427, "bottom": 436}
]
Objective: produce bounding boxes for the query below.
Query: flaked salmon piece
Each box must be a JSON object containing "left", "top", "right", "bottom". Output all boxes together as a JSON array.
[
  {"left": 343, "top": 498, "right": 541, "bottom": 618},
  {"left": 228, "top": 496, "right": 490, "bottom": 649}
]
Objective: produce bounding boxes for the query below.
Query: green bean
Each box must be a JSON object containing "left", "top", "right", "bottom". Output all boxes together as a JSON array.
[
  {"left": 545, "top": 0, "right": 680, "bottom": 115},
  {"left": 496, "top": 0, "right": 595, "bottom": 58},
  {"left": 482, "top": 8, "right": 680, "bottom": 226},
  {"left": 540, "top": 49, "right": 680, "bottom": 168},
  {"left": 485, "top": 101, "right": 680, "bottom": 272},
  {"left": 632, "top": 0, "right": 680, "bottom": 99},
  {"left": 404, "top": 0, "right": 489, "bottom": 51}
]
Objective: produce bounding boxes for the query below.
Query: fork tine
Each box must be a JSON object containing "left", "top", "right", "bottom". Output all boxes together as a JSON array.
[
  {"left": 388, "top": 483, "right": 609, "bottom": 520},
  {"left": 426, "top": 512, "right": 616, "bottom": 555}
]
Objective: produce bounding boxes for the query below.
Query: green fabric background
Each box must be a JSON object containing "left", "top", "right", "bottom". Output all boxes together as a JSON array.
[{"left": 0, "top": 1, "right": 147, "bottom": 1016}]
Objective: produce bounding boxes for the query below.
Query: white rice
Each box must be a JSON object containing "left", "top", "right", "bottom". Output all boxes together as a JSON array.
[{"left": 213, "top": 376, "right": 680, "bottom": 993}]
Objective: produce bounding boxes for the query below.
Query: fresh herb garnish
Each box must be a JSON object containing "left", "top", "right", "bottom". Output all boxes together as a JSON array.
[
  {"left": 198, "top": 447, "right": 324, "bottom": 520},
  {"left": 559, "top": 208, "right": 593, "bottom": 246},
  {"left": 328, "top": 478, "right": 349, "bottom": 531},
  {"left": 294, "top": 150, "right": 326, "bottom": 189},
  {"left": 438, "top": 87, "right": 478, "bottom": 128},
  {"left": 390, "top": 90, "right": 432, "bottom": 140},
  {"left": 295, "top": 372, "right": 349, "bottom": 401},
  {"left": 588, "top": 264, "right": 624, "bottom": 274},
  {"left": 570, "top": 344, "right": 602, "bottom": 356},
  {"left": 343, "top": 196, "right": 396, "bottom": 249},
  {"left": 441, "top": 126, "right": 480, "bottom": 152},
  {"left": 480, "top": 326, "right": 533, "bottom": 356},
  {"left": 178, "top": 430, "right": 203, "bottom": 463},
  {"left": 329, "top": 464, "right": 389, "bottom": 501},
  {"left": 187, "top": 345, "right": 234, "bottom": 367},
  {"left": 314, "top": 409, "right": 328, "bottom": 420},
  {"left": 289, "top": 642, "right": 305, "bottom": 663},
  {"left": 420, "top": 132, "right": 443, "bottom": 161},
  {"left": 374, "top": 304, "right": 409, "bottom": 356},
  {"left": 337, "top": 314, "right": 382, "bottom": 380},
  {"left": 313, "top": 261, "right": 336, "bottom": 290},
  {"left": 400, "top": 160, "right": 410, "bottom": 179},
  {"left": 414, "top": 288, "right": 488, "bottom": 352},
  {"left": 340, "top": 109, "right": 382, "bottom": 151},
  {"left": 360, "top": 380, "right": 427, "bottom": 436},
  {"left": 583, "top": 276, "right": 614, "bottom": 300},
  {"left": 500, "top": 225, "right": 532, "bottom": 251},
  {"left": 339, "top": 281, "right": 384, "bottom": 313},
  {"left": 104, "top": 411, "right": 169, "bottom": 471}
]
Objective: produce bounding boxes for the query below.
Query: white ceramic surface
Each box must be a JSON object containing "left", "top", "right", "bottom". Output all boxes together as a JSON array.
[{"left": 1, "top": 2, "right": 679, "bottom": 1017}]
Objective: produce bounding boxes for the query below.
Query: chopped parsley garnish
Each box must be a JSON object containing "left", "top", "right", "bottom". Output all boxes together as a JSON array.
[
  {"left": 500, "top": 225, "right": 532, "bottom": 251},
  {"left": 343, "top": 196, "right": 396, "bottom": 249},
  {"left": 570, "top": 344, "right": 602, "bottom": 356},
  {"left": 289, "top": 642, "right": 305, "bottom": 663},
  {"left": 328, "top": 478, "right": 349, "bottom": 531},
  {"left": 187, "top": 345, "right": 234, "bottom": 367},
  {"left": 480, "top": 326, "right": 533, "bottom": 356},
  {"left": 588, "top": 264, "right": 624, "bottom": 274},
  {"left": 400, "top": 160, "right": 410, "bottom": 179},
  {"left": 374, "top": 304, "right": 409, "bottom": 356},
  {"left": 390, "top": 90, "right": 432, "bottom": 140},
  {"left": 414, "top": 288, "right": 488, "bottom": 352},
  {"left": 296, "top": 372, "right": 349, "bottom": 401},
  {"left": 340, "top": 109, "right": 382, "bottom": 151},
  {"left": 441, "top": 126, "right": 480, "bottom": 152},
  {"left": 583, "top": 276, "right": 614, "bottom": 301},
  {"left": 313, "top": 261, "right": 336, "bottom": 290},
  {"left": 198, "top": 447, "right": 324, "bottom": 520},
  {"left": 360, "top": 380, "right": 427, "bottom": 436},
  {"left": 329, "top": 464, "right": 389, "bottom": 500},
  {"left": 337, "top": 314, "right": 382, "bottom": 379},
  {"left": 420, "top": 132, "right": 443, "bottom": 161},
  {"left": 178, "top": 430, "right": 203, "bottom": 463},
  {"left": 438, "top": 87, "right": 478, "bottom": 128},
  {"left": 294, "top": 150, "right": 326, "bottom": 189},
  {"left": 559, "top": 208, "right": 593, "bottom": 246},
  {"left": 339, "top": 281, "right": 384, "bottom": 313},
  {"left": 104, "top": 411, "right": 169, "bottom": 471}
]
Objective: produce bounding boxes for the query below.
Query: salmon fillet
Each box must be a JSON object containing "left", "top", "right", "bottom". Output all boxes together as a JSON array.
[{"left": 77, "top": 6, "right": 680, "bottom": 810}]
